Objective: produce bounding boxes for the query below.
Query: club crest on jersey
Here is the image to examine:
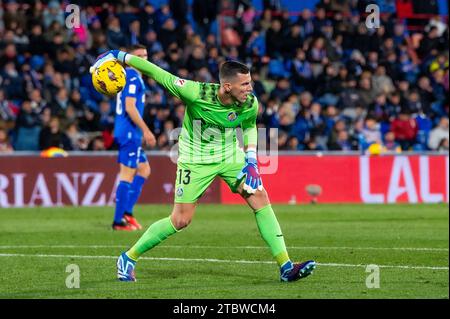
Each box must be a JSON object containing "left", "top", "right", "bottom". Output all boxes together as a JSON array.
[
  {"left": 176, "top": 186, "right": 184, "bottom": 197},
  {"left": 174, "top": 78, "right": 186, "bottom": 87},
  {"left": 227, "top": 112, "right": 238, "bottom": 122}
]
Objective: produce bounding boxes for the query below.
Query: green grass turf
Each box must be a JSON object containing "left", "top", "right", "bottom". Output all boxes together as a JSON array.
[{"left": 0, "top": 204, "right": 448, "bottom": 299}]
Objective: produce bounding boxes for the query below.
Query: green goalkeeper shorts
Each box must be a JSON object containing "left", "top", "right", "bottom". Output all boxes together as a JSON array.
[{"left": 174, "top": 157, "right": 245, "bottom": 203}]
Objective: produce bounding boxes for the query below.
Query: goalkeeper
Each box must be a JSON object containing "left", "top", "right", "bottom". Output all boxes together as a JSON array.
[{"left": 91, "top": 50, "right": 316, "bottom": 282}]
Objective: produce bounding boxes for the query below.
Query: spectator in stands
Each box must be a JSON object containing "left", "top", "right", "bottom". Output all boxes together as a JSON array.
[
  {"left": 416, "top": 76, "right": 437, "bottom": 113},
  {"left": 304, "top": 135, "right": 325, "bottom": 151},
  {"left": 372, "top": 65, "right": 395, "bottom": 96},
  {"left": 357, "top": 75, "right": 376, "bottom": 109},
  {"left": 186, "top": 46, "right": 208, "bottom": 73},
  {"left": 285, "top": 136, "right": 301, "bottom": 151},
  {"left": 418, "top": 26, "right": 440, "bottom": 59},
  {"left": 328, "top": 118, "right": 346, "bottom": 146},
  {"left": 390, "top": 109, "right": 418, "bottom": 150},
  {"left": 265, "top": 19, "right": 284, "bottom": 59},
  {"left": 66, "top": 121, "right": 89, "bottom": 151},
  {"left": 277, "top": 102, "right": 296, "bottom": 134},
  {"left": 129, "top": 20, "right": 142, "bottom": 46},
  {"left": 98, "top": 101, "right": 114, "bottom": 131},
  {"left": 368, "top": 93, "right": 391, "bottom": 123},
  {"left": 385, "top": 91, "right": 403, "bottom": 119},
  {"left": 158, "top": 18, "right": 179, "bottom": 51},
  {"left": 155, "top": 119, "right": 175, "bottom": 151},
  {"left": 0, "top": 89, "right": 18, "bottom": 125},
  {"left": 50, "top": 87, "right": 70, "bottom": 117},
  {"left": 1, "top": 61, "right": 24, "bottom": 100},
  {"left": 27, "top": 24, "right": 46, "bottom": 56},
  {"left": 43, "top": 0, "right": 65, "bottom": 29},
  {"left": 297, "top": 9, "right": 314, "bottom": 38},
  {"left": 437, "top": 137, "right": 449, "bottom": 151},
  {"left": 428, "top": 117, "right": 449, "bottom": 151},
  {"left": 14, "top": 100, "right": 41, "bottom": 150},
  {"left": 106, "top": 16, "right": 128, "bottom": 49},
  {"left": 283, "top": 24, "right": 303, "bottom": 59},
  {"left": 326, "top": 32, "right": 344, "bottom": 63},
  {"left": 139, "top": 3, "right": 157, "bottom": 35},
  {"left": 290, "top": 48, "right": 314, "bottom": 92},
  {"left": 277, "top": 130, "right": 288, "bottom": 150},
  {"left": 361, "top": 117, "right": 382, "bottom": 148},
  {"left": 78, "top": 108, "right": 101, "bottom": 132},
  {"left": 40, "top": 107, "right": 52, "bottom": 128},
  {"left": 328, "top": 130, "right": 356, "bottom": 151},
  {"left": 270, "top": 77, "right": 292, "bottom": 102},
  {"left": 308, "top": 102, "right": 328, "bottom": 147},
  {"left": 88, "top": 135, "right": 106, "bottom": 151},
  {"left": 316, "top": 63, "right": 341, "bottom": 97},
  {"left": 383, "top": 131, "right": 402, "bottom": 153},
  {"left": 308, "top": 37, "right": 328, "bottom": 77},
  {"left": 0, "top": 127, "right": 13, "bottom": 153},
  {"left": 353, "top": 22, "right": 372, "bottom": 54},
  {"left": 39, "top": 116, "right": 72, "bottom": 151},
  {"left": 169, "top": 0, "right": 189, "bottom": 30},
  {"left": 192, "top": 0, "right": 218, "bottom": 40}
]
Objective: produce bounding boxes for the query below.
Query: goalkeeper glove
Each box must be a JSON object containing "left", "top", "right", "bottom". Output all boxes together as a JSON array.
[
  {"left": 237, "top": 150, "right": 263, "bottom": 195},
  {"left": 89, "top": 50, "right": 128, "bottom": 74}
]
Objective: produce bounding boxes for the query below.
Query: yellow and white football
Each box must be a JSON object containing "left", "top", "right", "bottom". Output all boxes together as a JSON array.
[{"left": 91, "top": 59, "right": 126, "bottom": 96}]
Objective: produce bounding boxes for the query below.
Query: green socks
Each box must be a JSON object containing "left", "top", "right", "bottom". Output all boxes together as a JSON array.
[
  {"left": 126, "top": 206, "right": 290, "bottom": 268},
  {"left": 254, "top": 205, "right": 291, "bottom": 267},
  {"left": 126, "top": 216, "right": 178, "bottom": 260}
]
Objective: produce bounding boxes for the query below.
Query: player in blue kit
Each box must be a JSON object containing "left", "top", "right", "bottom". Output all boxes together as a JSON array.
[{"left": 112, "top": 44, "right": 156, "bottom": 231}]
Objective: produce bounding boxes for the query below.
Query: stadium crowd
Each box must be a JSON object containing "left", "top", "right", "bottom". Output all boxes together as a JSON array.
[{"left": 0, "top": 0, "right": 448, "bottom": 154}]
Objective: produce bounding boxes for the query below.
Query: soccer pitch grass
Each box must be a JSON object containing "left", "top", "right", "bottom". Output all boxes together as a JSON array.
[{"left": 0, "top": 204, "right": 448, "bottom": 299}]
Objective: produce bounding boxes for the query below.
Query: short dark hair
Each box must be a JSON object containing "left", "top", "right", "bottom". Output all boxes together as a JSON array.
[
  {"left": 219, "top": 60, "right": 250, "bottom": 81},
  {"left": 128, "top": 44, "right": 147, "bottom": 53}
]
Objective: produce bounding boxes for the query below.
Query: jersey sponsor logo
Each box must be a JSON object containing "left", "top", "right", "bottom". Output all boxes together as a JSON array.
[
  {"left": 174, "top": 78, "right": 186, "bottom": 87},
  {"left": 129, "top": 152, "right": 136, "bottom": 156},
  {"left": 128, "top": 84, "right": 136, "bottom": 94},
  {"left": 176, "top": 186, "right": 184, "bottom": 197},
  {"left": 227, "top": 111, "right": 238, "bottom": 122}
]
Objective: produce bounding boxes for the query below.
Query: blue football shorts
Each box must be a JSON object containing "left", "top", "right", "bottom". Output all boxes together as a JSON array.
[{"left": 117, "top": 139, "right": 147, "bottom": 168}]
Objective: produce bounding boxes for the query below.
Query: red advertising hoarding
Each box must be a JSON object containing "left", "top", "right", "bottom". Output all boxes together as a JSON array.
[
  {"left": 221, "top": 155, "right": 449, "bottom": 204},
  {"left": 0, "top": 155, "right": 220, "bottom": 207},
  {"left": 0, "top": 155, "right": 448, "bottom": 207}
]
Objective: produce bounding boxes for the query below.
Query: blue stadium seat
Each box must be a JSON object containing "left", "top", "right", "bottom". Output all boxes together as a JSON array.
[
  {"left": 267, "top": 59, "right": 288, "bottom": 79},
  {"left": 13, "top": 126, "right": 41, "bottom": 151}
]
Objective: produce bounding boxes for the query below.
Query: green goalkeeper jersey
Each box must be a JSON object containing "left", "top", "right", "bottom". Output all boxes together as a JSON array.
[{"left": 127, "top": 56, "right": 258, "bottom": 164}]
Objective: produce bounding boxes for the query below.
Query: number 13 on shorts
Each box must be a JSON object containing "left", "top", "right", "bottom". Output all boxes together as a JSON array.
[
  {"left": 174, "top": 165, "right": 197, "bottom": 203},
  {"left": 177, "top": 169, "right": 191, "bottom": 185}
]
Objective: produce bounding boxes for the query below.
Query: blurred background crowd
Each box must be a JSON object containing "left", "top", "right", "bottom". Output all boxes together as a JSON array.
[{"left": 0, "top": 0, "right": 448, "bottom": 154}]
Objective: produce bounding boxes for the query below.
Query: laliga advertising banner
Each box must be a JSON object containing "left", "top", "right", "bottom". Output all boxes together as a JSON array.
[
  {"left": 0, "top": 155, "right": 448, "bottom": 207},
  {"left": 221, "top": 155, "right": 449, "bottom": 204}
]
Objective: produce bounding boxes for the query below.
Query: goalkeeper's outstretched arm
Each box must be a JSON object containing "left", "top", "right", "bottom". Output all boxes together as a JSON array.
[{"left": 124, "top": 54, "right": 199, "bottom": 104}]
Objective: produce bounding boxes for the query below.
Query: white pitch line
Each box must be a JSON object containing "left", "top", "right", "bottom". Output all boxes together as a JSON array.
[
  {"left": 169, "top": 245, "right": 450, "bottom": 252},
  {"left": 0, "top": 245, "right": 448, "bottom": 252},
  {"left": 0, "top": 253, "right": 448, "bottom": 271}
]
